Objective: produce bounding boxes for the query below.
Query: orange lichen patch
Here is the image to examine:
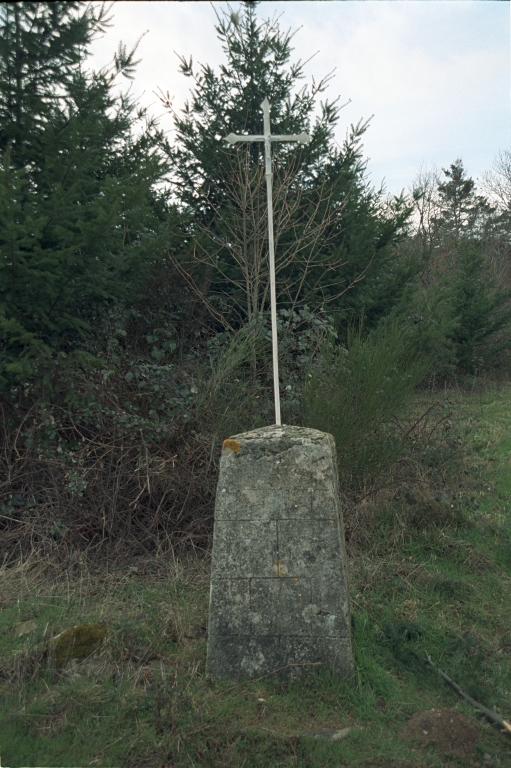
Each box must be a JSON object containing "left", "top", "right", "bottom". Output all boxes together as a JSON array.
[
  {"left": 222, "top": 439, "right": 241, "bottom": 453},
  {"left": 273, "top": 560, "right": 288, "bottom": 577}
]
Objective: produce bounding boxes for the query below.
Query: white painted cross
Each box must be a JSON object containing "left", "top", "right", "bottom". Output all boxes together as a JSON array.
[{"left": 225, "top": 98, "right": 310, "bottom": 425}]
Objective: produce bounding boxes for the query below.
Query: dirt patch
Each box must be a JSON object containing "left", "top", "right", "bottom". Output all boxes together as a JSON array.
[
  {"left": 360, "top": 761, "right": 429, "bottom": 768},
  {"left": 398, "top": 707, "right": 481, "bottom": 757}
]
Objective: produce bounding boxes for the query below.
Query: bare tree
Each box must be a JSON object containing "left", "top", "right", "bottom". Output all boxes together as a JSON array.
[
  {"left": 481, "top": 150, "right": 511, "bottom": 211},
  {"left": 410, "top": 165, "right": 441, "bottom": 247},
  {"left": 480, "top": 150, "right": 511, "bottom": 288},
  {"left": 404, "top": 163, "right": 447, "bottom": 288},
  {"left": 168, "top": 146, "right": 370, "bottom": 333}
]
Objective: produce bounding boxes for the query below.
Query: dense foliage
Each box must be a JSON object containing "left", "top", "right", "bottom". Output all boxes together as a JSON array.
[
  {"left": 161, "top": 1, "right": 419, "bottom": 338},
  {"left": 0, "top": 1, "right": 510, "bottom": 564},
  {"left": 403, "top": 160, "right": 511, "bottom": 375},
  {"left": 0, "top": 1, "right": 181, "bottom": 393}
]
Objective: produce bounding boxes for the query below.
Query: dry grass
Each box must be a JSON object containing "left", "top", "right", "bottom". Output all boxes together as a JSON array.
[{"left": 2, "top": 381, "right": 511, "bottom": 767}]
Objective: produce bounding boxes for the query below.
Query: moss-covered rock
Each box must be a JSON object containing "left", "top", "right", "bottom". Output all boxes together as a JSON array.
[{"left": 50, "top": 622, "right": 107, "bottom": 669}]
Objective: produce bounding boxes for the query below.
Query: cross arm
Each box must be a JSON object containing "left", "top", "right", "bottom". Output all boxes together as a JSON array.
[
  {"left": 225, "top": 132, "right": 310, "bottom": 145},
  {"left": 271, "top": 133, "right": 310, "bottom": 144},
  {"left": 225, "top": 133, "right": 264, "bottom": 143}
]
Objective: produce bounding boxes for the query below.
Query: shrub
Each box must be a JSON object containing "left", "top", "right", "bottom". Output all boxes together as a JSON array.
[{"left": 301, "top": 316, "right": 431, "bottom": 490}]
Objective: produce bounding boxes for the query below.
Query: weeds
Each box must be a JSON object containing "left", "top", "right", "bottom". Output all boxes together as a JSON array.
[
  {"left": 1, "top": 381, "right": 511, "bottom": 766},
  {"left": 0, "top": 325, "right": 273, "bottom": 568},
  {"left": 301, "top": 316, "right": 432, "bottom": 490},
  {"left": 2, "top": 329, "right": 511, "bottom": 766}
]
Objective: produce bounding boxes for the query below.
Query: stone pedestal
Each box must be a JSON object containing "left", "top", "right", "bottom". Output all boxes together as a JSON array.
[{"left": 206, "top": 425, "right": 354, "bottom": 682}]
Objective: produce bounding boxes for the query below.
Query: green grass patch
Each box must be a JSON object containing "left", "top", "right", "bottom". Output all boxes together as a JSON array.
[{"left": 2, "top": 383, "right": 511, "bottom": 767}]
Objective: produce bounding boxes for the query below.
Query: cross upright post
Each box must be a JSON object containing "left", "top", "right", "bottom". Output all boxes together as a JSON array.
[{"left": 225, "top": 98, "right": 310, "bottom": 425}]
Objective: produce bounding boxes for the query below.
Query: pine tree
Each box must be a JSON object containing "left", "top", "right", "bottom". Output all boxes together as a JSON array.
[
  {"left": 160, "top": 1, "right": 418, "bottom": 338},
  {"left": 0, "top": 2, "right": 180, "bottom": 393},
  {"left": 433, "top": 161, "right": 511, "bottom": 375},
  {"left": 433, "top": 159, "right": 496, "bottom": 244},
  {"left": 0, "top": 3, "right": 110, "bottom": 169},
  {"left": 445, "top": 242, "right": 511, "bottom": 374},
  {"left": 403, "top": 160, "right": 511, "bottom": 375}
]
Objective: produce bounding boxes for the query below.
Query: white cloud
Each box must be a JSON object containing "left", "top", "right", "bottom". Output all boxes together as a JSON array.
[{"left": 86, "top": 1, "right": 510, "bottom": 196}]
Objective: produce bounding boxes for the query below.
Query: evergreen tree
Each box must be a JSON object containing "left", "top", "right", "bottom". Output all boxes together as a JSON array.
[
  {"left": 433, "top": 159, "right": 496, "bottom": 244},
  {"left": 0, "top": 2, "right": 181, "bottom": 393},
  {"left": 161, "top": 1, "right": 418, "bottom": 338},
  {"left": 0, "top": 2, "right": 110, "bottom": 169},
  {"left": 444, "top": 242, "right": 511, "bottom": 374},
  {"left": 432, "top": 161, "right": 511, "bottom": 375}
]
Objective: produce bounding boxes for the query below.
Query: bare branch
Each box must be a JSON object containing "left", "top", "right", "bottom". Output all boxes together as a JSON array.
[{"left": 179, "top": 145, "right": 367, "bottom": 323}]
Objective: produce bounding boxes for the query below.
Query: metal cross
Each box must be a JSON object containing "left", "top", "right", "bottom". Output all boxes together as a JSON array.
[{"left": 225, "top": 97, "right": 310, "bottom": 425}]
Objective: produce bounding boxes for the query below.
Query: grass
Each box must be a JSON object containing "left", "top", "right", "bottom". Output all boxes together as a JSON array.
[{"left": 1, "top": 380, "right": 511, "bottom": 767}]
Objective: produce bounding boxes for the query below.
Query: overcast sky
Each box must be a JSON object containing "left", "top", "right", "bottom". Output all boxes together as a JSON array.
[{"left": 87, "top": 1, "right": 510, "bottom": 198}]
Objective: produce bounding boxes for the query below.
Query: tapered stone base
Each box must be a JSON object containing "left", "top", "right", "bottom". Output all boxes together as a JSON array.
[{"left": 205, "top": 425, "right": 354, "bottom": 683}]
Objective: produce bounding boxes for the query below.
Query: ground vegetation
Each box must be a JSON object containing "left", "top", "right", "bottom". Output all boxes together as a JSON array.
[
  {"left": 1, "top": 3, "right": 511, "bottom": 765},
  {"left": 0, "top": 0, "right": 510, "bottom": 699}
]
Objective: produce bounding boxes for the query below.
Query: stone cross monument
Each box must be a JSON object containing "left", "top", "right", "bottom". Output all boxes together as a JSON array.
[{"left": 206, "top": 99, "right": 354, "bottom": 683}]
